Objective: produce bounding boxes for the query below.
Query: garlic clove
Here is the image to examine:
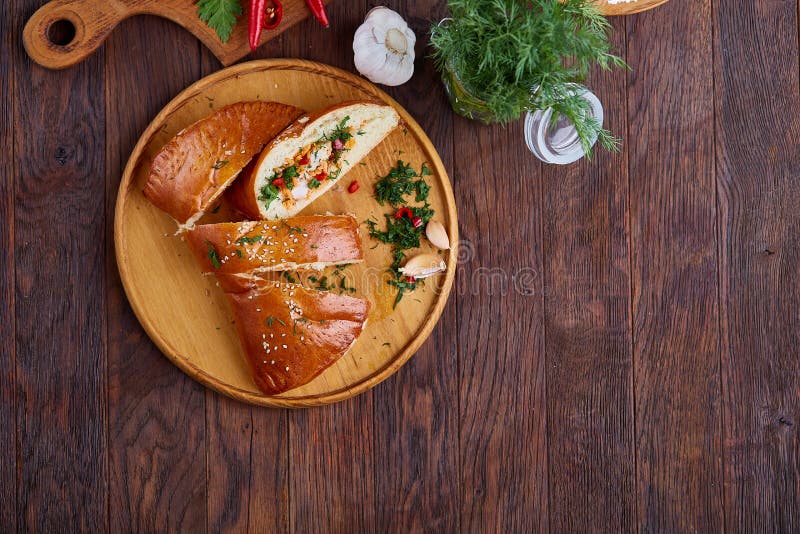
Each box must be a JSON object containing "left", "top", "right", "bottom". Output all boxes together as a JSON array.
[
  {"left": 425, "top": 220, "right": 450, "bottom": 250},
  {"left": 398, "top": 253, "right": 447, "bottom": 279}
]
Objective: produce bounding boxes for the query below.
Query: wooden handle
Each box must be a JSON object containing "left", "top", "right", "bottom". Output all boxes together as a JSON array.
[{"left": 23, "top": 0, "right": 128, "bottom": 70}]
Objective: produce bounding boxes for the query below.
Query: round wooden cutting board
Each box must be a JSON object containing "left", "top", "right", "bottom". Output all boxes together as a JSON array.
[{"left": 115, "top": 59, "right": 458, "bottom": 408}]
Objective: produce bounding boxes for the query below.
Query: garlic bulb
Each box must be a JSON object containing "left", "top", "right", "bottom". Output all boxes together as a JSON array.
[
  {"left": 353, "top": 7, "right": 416, "bottom": 86},
  {"left": 398, "top": 253, "right": 446, "bottom": 279}
]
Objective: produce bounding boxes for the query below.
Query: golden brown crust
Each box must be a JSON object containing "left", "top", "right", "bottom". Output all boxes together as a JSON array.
[
  {"left": 143, "top": 101, "right": 302, "bottom": 225},
  {"left": 184, "top": 215, "right": 364, "bottom": 274},
  {"left": 226, "top": 100, "right": 387, "bottom": 219},
  {"left": 223, "top": 277, "right": 370, "bottom": 395}
]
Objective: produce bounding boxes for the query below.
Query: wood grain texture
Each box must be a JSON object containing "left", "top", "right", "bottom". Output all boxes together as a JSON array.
[
  {"left": 281, "top": 5, "right": 377, "bottom": 532},
  {"left": 12, "top": 0, "right": 108, "bottom": 530},
  {"left": 713, "top": 0, "right": 800, "bottom": 530},
  {"left": 372, "top": 1, "right": 461, "bottom": 531},
  {"left": 626, "top": 0, "right": 723, "bottom": 530},
  {"left": 22, "top": 0, "right": 332, "bottom": 70},
  {"left": 105, "top": 17, "right": 207, "bottom": 532},
  {"left": 0, "top": 1, "right": 17, "bottom": 532},
  {"left": 454, "top": 118, "right": 548, "bottom": 529},
  {"left": 541, "top": 17, "right": 636, "bottom": 532},
  {"left": 201, "top": 42, "right": 291, "bottom": 534}
]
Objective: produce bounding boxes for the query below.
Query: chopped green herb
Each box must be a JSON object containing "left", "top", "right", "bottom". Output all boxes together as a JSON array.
[
  {"left": 212, "top": 160, "right": 228, "bottom": 170},
  {"left": 236, "top": 235, "right": 263, "bottom": 245},
  {"left": 308, "top": 177, "right": 321, "bottom": 189},
  {"left": 235, "top": 249, "right": 243, "bottom": 258},
  {"left": 276, "top": 318, "right": 286, "bottom": 326},
  {"left": 283, "top": 272, "right": 297, "bottom": 284},
  {"left": 357, "top": 129, "right": 366, "bottom": 136},
  {"left": 310, "top": 244, "right": 319, "bottom": 249},
  {"left": 374, "top": 160, "right": 431, "bottom": 207},
  {"left": 415, "top": 180, "right": 430, "bottom": 202},
  {"left": 266, "top": 317, "right": 275, "bottom": 327},
  {"left": 259, "top": 183, "right": 279, "bottom": 205},
  {"left": 206, "top": 241, "right": 221, "bottom": 269},
  {"left": 282, "top": 222, "right": 303, "bottom": 234},
  {"left": 338, "top": 277, "right": 356, "bottom": 293},
  {"left": 315, "top": 276, "right": 330, "bottom": 291},
  {"left": 420, "top": 163, "right": 432, "bottom": 176},
  {"left": 308, "top": 275, "right": 319, "bottom": 283}
]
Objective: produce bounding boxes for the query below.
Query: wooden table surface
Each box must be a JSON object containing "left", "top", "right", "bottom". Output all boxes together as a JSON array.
[{"left": 2, "top": 0, "right": 799, "bottom": 531}]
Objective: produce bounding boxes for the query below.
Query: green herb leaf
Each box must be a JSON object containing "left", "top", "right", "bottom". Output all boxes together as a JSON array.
[
  {"left": 308, "top": 177, "right": 321, "bottom": 189},
  {"left": 206, "top": 241, "right": 221, "bottom": 269},
  {"left": 235, "top": 249, "right": 243, "bottom": 258},
  {"left": 236, "top": 235, "right": 263, "bottom": 245},
  {"left": 283, "top": 272, "right": 297, "bottom": 284},
  {"left": 212, "top": 160, "right": 229, "bottom": 170},
  {"left": 197, "top": 0, "right": 242, "bottom": 43}
]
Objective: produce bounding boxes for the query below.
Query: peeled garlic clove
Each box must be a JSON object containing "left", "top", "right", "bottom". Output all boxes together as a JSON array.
[
  {"left": 399, "top": 253, "right": 447, "bottom": 279},
  {"left": 425, "top": 220, "right": 450, "bottom": 250}
]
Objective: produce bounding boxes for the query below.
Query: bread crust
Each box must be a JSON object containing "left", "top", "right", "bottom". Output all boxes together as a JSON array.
[
  {"left": 223, "top": 277, "right": 370, "bottom": 395},
  {"left": 184, "top": 215, "right": 364, "bottom": 274},
  {"left": 143, "top": 101, "right": 302, "bottom": 225},
  {"left": 227, "top": 100, "right": 397, "bottom": 219}
]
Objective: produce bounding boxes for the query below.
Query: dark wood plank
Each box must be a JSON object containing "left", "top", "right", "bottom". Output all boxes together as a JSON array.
[
  {"left": 1, "top": 1, "right": 17, "bottom": 531},
  {"left": 626, "top": 1, "right": 723, "bottom": 530},
  {"left": 371, "top": 1, "right": 460, "bottom": 531},
  {"left": 281, "top": 4, "right": 379, "bottom": 532},
  {"left": 105, "top": 16, "right": 207, "bottom": 531},
  {"left": 12, "top": 0, "right": 108, "bottom": 529},
  {"left": 713, "top": 0, "right": 800, "bottom": 529},
  {"left": 454, "top": 107, "right": 548, "bottom": 529},
  {"left": 541, "top": 18, "right": 636, "bottom": 532},
  {"left": 201, "top": 41, "right": 290, "bottom": 534}
]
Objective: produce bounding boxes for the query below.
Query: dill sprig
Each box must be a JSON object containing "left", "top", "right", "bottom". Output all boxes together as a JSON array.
[{"left": 430, "top": 0, "right": 626, "bottom": 155}]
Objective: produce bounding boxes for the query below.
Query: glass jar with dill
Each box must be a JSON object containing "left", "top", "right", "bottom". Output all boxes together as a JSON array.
[{"left": 430, "top": 0, "right": 626, "bottom": 156}]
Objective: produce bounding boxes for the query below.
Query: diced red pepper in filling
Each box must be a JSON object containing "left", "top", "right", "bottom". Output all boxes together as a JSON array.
[
  {"left": 314, "top": 171, "right": 327, "bottom": 181},
  {"left": 348, "top": 181, "right": 359, "bottom": 193},
  {"left": 298, "top": 154, "right": 310, "bottom": 165},
  {"left": 406, "top": 276, "right": 417, "bottom": 283},
  {"left": 272, "top": 177, "right": 285, "bottom": 187},
  {"left": 411, "top": 216, "right": 423, "bottom": 228}
]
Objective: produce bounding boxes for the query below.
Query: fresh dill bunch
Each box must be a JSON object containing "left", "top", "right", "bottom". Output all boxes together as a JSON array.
[{"left": 430, "top": 0, "right": 626, "bottom": 155}]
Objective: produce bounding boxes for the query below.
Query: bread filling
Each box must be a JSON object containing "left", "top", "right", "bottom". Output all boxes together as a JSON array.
[{"left": 258, "top": 116, "right": 361, "bottom": 211}]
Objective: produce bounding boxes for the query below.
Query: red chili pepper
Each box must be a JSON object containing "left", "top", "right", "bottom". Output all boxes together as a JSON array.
[
  {"left": 348, "top": 181, "right": 359, "bottom": 193},
  {"left": 395, "top": 207, "right": 413, "bottom": 219},
  {"left": 271, "top": 177, "right": 285, "bottom": 188},
  {"left": 249, "top": 0, "right": 266, "bottom": 51},
  {"left": 314, "top": 171, "right": 327, "bottom": 181},
  {"left": 298, "top": 154, "right": 310, "bottom": 165},
  {"left": 305, "top": 0, "right": 329, "bottom": 28},
  {"left": 411, "top": 216, "right": 423, "bottom": 228},
  {"left": 405, "top": 276, "right": 417, "bottom": 283},
  {"left": 263, "top": 0, "right": 283, "bottom": 30}
]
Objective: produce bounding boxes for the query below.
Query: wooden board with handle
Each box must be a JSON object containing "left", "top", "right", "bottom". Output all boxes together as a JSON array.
[
  {"left": 596, "top": 0, "right": 671, "bottom": 16},
  {"left": 23, "top": 0, "right": 332, "bottom": 70}
]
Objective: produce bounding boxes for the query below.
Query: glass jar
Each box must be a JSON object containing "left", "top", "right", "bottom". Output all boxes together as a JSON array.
[{"left": 524, "top": 86, "right": 604, "bottom": 164}]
